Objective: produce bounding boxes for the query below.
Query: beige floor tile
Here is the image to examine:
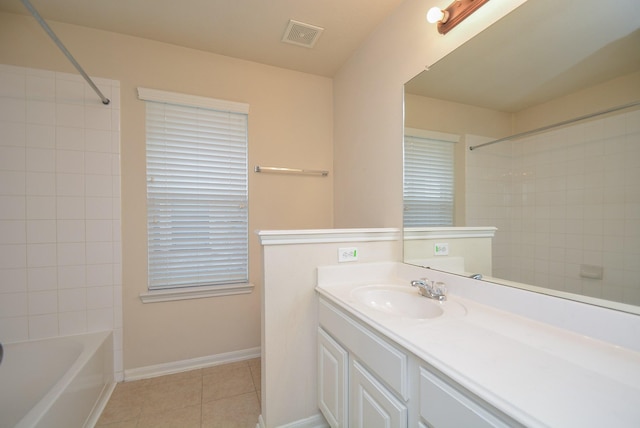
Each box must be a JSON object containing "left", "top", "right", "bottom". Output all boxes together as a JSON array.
[
  {"left": 140, "top": 376, "right": 203, "bottom": 417},
  {"left": 96, "top": 382, "right": 145, "bottom": 425},
  {"left": 95, "top": 419, "right": 138, "bottom": 428},
  {"left": 202, "top": 364, "right": 255, "bottom": 402},
  {"left": 137, "top": 404, "right": 202, "bottom": 428},
  {"left": 202, "top": 392, "right": 260, "bottom": 428},
  {"left": 249, "top": 363, "right": 261, "bottom": 391}
]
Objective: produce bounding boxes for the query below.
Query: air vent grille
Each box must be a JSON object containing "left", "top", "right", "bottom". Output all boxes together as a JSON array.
[{"left": 282, "top": 20, "right": 324, "bottom": 48}]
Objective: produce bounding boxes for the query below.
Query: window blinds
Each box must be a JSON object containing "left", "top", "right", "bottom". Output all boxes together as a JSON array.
[
  {"left": 144, "top": 96, "right": 248, "bottom": 290},
  {"left": 403, "top": 134, "right": 455, "bottom": 227}
]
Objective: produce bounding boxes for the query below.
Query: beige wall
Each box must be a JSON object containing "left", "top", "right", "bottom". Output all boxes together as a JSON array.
[
  {"left": 332, "top": 0, "right": 527, "bottom": 229},
  {"left": 0, "top": 12, "right": 334, "bottom": 370},
  {"left": 514, "top": 70, "right": 640, "bottom": 132}
]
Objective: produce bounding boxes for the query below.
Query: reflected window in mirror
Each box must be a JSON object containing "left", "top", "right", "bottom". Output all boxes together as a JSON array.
[{"left": 403, "top": 128, "right": 458, "bottom": 227}]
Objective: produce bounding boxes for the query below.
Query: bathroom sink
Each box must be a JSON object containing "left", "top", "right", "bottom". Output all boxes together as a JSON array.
[{"left": 351, "top": 284, "right": 445, "bottom": 319}]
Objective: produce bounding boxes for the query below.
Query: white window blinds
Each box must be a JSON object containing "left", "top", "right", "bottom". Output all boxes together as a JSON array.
[
  {"left": 403, "top": 131, "right": 456, "bottom": 227},
  {"left": 141, "top": 88, "right": 249, "bottom": 290}
]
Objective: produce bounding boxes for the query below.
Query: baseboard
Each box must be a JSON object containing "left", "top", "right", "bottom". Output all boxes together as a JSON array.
[
  {"left": 256, "top": 413, "right": 329, "bottom": 428},
  {"left": 124, "top": 346, "right": 261, "bottom": 381}
]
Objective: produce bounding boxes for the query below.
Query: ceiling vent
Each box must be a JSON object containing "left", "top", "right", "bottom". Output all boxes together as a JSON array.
[{"left": 281, "top": 20, "right": 324, "bottom": 48}]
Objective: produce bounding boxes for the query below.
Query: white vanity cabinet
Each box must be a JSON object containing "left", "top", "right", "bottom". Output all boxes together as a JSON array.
[
  {"left": 318, "top": 296, "right": 522, "bottom": 428},
  {"left": 318, "top": 298, "right": 409, "bottom": 428}
]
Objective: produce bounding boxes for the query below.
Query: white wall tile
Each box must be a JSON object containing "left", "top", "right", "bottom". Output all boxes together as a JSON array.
[
  {"left": 57, "top": 242, "right": 86, "bottom": 266},
  {"left": 56, "top": 173, "right": 85, "bottom": 196},
  {"left": 85, "top": 174, "right": 113, "bottom": 197},
  {"left": 57, "top": 219, "right": 85, "bottom": 243},
  {"left": 59, "top": 288, "right": 86, "bottom": 312},
  {"left": 29, "top": 313, "right": 58, "bottom": 339},
  {"left": 26, "top": 75, "right": 55, "bottom": 101},
  {"left": 87, "top": 286, "right": 113, "bottom": 309},
  {"left": 56, "top": 149, "right": 84, "bottom": 173},
  {"left": 0, "top": 196, "right": 26, "bottom": 220},
  {"left": 0, "top": 292, "right": 28, "bottom": 317},
  {"left": 56, "top": 196, "right": 85, "bottom": 219},
  {"left": 56, "top": 103, "right": 84, "bottom": 128},
  {"left": 85, "top": 129, "right": 111, "bottom": 153},
  {"left": 28, "top": 290, "right": 58, "bottom": 315},
  {"left": 0, "top": 65, "right": 121, "bottom": 368},
  {"left": 86, "top": 219, "right": 112, "bottom": 242},
  {"left": 85, "top": 152, "right": 113, "bottom": 175},
  {"left": 26, "top": 219, "right": 56, "bottom": 243},
  {"left": 0, "top": 244, "right": 26, "bottom": 269},
  {"left": 26, "top": 100, "right": 55, "bottom": 125},
  {"left": 0, "top": 97, "right": 26, "bottom": 123},
  {"left": 0, "top": 121, "right": 26, "bottom": 147},
  {"left": 26, "top": 196, "right": 56, "bottom": 220},
  {"left": 0, "top": 316, "right": 28, "bottom": 343},
  {"left": 85, "top": 106, "right": 111, "bottom": 130},
  {"left": 26, "top": 148, "right": 55, "bottom": 172},
  {"left": 27, "top": 266, "right": 57, "bottom": 291},
  {"left": 26, "top": 172, "right": 55, "bottom": 196},
  {"left": 0, "top": 70, "right": 26, "bottom": 98},
  {"left": 59, "top": 311, "right": 87, "bottom": 336},
  {"left": 57, "top": 265, "right": 85, "bottom": 289},
  {"left": 0, "top": 146, "right": 25, "bottom": 171},
  {"left": 26, "top": 243, "right": 57, "bottom": 267},
  {"left": 56, "top": 127, "right": 84, "bottom": 151},
  {"left": 0, "top": 220, "right": 25, "bottom": 244},
  {"left": 26, "top": 124, "right": 55, "bottom": 149},
  {"left": 87, "top": 307, "right": 113, "bottom": 331},
  {"left": 0, "top": 268, "right": 27, "bottom": 293},
  {"left": 86, "top": 264, "right": 113, "bottom": 287},
  {"left": 86, "top": 242, "right": 113, "bottom": 264}
]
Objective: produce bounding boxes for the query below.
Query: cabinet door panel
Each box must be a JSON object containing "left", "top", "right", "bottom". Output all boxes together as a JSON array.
[
  {"left": 318, "top": 327, "right": 348, "bottom": 428},
  {"left": 350, "top": 359, "right": 407, "bottom": 428},
  {"left": 420, "top": 367, "right": 512, "bottom": 428}
]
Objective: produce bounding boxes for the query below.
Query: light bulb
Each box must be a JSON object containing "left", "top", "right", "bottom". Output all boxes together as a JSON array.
[{"left": 426, "top": 7, "right": 445, "bottom": 23}]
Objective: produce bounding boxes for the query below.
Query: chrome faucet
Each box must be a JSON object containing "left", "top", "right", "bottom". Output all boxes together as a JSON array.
[
  {"left": 411, "top": 278, "right": 447, "bottom": 301},
  {"left": 468, "top": 273, "right": 483, "bottom": 280}
]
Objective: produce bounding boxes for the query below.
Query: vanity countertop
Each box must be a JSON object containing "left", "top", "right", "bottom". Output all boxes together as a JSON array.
[{"left": 316, "top": 267, "right": 640, "bottom": 428}]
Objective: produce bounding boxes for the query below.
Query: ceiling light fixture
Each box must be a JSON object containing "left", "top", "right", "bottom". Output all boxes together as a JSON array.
[{"left": 427, "top": 0, "right": 490, "bottom": 34}]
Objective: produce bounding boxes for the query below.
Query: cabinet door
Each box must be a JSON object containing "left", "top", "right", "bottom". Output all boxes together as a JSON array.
[
  {"left": 420, "top": 367, "right": 514, "bottom": 428},
  {"left": 350, "top": 359, "right": 407, "bottom": 428},
  {"left": 318, "top": 328, "right": 348, "bottom": 428}
]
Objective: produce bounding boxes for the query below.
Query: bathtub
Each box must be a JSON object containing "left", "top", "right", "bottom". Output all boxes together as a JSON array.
[{"left": 0, "top": 331, "right": 115, "bottom": 428}]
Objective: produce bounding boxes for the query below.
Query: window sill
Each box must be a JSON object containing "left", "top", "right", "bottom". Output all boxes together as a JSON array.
[{"left": 140, "top": 283, "right": 254, "bottom": 303}]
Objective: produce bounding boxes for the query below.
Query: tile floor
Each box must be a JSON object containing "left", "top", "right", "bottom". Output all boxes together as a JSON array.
[{"left": 96, "top": 358, "right": 261, "bottom": 428}]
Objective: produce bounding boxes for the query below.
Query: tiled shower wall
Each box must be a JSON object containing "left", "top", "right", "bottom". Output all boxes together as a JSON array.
[
  {"left": 466, "top": 108, "right": 640, "bottom": 306},
  {"left": 0, "top": 64, "right": 123, "bottom": 377}
]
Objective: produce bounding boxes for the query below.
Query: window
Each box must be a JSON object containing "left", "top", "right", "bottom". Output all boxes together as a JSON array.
[
  {"left": 138, "top": 88, "right": 250, "bottom": 300},
  {"left": 403, "top": 129, "right": 457, "bottom": 227}
]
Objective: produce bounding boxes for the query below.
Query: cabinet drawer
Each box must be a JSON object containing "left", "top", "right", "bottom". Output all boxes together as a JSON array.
[
  {"left": 420, "top": 367, "right": 516, "bottom": 428},
  {"left": 319, "top": 298, "right": 409, "bottom": 399}
]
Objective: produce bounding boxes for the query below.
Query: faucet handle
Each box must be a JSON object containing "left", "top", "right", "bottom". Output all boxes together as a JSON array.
[{"left": 433, "top": 281, "right": 447, "bottom": 295}]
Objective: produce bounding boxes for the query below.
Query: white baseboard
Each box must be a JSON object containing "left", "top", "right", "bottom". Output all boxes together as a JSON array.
[
  {"left": 256, "top": 413, "right": 329, "bottom": 428},
  {"left": 124, "top": 346, "right": 261, "bottom": 381}
]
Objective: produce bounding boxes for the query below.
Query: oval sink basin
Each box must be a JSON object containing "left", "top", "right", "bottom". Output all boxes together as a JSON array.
[{"left": 351, "top": 284, "right": 444, "bottom": 319}]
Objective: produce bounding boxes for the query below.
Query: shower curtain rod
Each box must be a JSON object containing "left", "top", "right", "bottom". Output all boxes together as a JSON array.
[
  {"left": 20, "top": 0, "right": 110, "bottom": 105},
  {"left": 469, "top": 100, "right": 640, "bottom": 151}
]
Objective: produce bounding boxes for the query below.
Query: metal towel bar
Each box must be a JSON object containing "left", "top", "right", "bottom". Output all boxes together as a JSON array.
[{"left": 254, "top": 166, "right": 329, "bottom": 176}]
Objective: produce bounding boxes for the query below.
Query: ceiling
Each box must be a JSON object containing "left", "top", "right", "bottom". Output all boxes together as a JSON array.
[
  {"left": 0, "top": 0, "right": 405, "bottom": 77},
  {"left": 405, "top": 0, "right": 640, "bottom": 112}
]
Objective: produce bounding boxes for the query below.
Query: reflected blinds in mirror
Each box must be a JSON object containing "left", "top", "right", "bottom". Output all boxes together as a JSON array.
[{"left": 403, "top": 131, "right": 455, "bottom": 227}]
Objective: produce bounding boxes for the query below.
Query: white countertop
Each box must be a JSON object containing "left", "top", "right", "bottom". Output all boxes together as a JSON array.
[{"left": 316, "top": 263, "right": 640, "bottom": 428}]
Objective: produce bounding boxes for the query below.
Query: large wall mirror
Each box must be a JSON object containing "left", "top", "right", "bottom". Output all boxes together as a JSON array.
[{"left": 403, "top": 0, "right": 640, "bottom": 314}]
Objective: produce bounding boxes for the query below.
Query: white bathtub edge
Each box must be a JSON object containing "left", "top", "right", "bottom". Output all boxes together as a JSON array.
[{"left": 85, "top": 381, "right": 117, "bottom": 428}]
